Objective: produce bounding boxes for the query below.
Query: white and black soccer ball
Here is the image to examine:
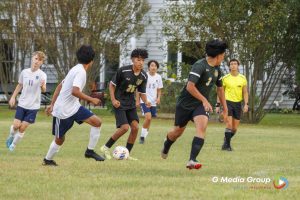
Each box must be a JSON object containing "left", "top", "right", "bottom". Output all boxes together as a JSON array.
[{"left": 112, "top": 146, "right": 129, "bottom": 160}]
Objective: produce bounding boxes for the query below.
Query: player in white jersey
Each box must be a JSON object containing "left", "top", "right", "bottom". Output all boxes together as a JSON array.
[
  {"left": 136, "top": 60, "right": 163, "bottom": 144},
  {"left": 6, "top": 51, "right": 47, "bottom": 151},
  {"left": 43, "top": 45, "right": 104, "bottom": 166}
]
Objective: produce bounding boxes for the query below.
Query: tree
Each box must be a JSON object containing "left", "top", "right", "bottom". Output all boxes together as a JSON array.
[
  {"left": 160, "top": 0, "right": 300, "bottom": 123},
  {"left": 1, "top": 0, "right": 150, "bottom": 94}
]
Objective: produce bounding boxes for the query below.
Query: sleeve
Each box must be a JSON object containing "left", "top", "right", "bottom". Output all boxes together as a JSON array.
[
  {"left": 111, "top": 68, "right": 122, "bottom": 86},
  {"left": 42, "top": 72, "right": 47, "bottom": 84},
  {"left": 215, "top": 68, "right": 223, "bottom": 87},
  {"left": 188, "top": 63, "right": 205, "bottom": 84},
  {"left": 18, "top": 70, "right": 24, "bottom": 84},
  {"left": 137, "top": 74, "right": 147, "bottom": 94},
  {"left": 73, "top": 72, "right": 86, "bottom": 91},
  {"left": 158, "top": 75, "right": 163, "bottom": 89}
]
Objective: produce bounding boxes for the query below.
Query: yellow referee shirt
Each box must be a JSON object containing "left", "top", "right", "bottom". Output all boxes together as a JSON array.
[{"left": 222, "top": 73, "right": 247, "bottom": 102}]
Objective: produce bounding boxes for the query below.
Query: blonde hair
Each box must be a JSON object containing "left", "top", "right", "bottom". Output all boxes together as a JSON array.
[{"left": 32, "top": 51, "right": 46, "bottom": 61}]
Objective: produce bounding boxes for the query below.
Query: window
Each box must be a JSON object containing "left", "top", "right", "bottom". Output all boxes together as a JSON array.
[{"left": 0, "top": 39, "right": 14, "bottom": 83}]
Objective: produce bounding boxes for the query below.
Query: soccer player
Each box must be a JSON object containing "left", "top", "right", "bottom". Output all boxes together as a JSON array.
[
  {"left": 136, "top": 60, "right": 163, "bottom": 144},
  {"left": 43, "top": 45, "right": 104, "bottom": 166},
  {"left": 216, "top": 58, "right": 248, "bottom": 151},
  {"left": 6, "top": 51, "right": 47, "bottom": 151},
  {"left": 161, "top": 39, "right": 228, "bottom": 169},
  {"left": 100, "top": 48, "right": 151, "bottom": 160}
]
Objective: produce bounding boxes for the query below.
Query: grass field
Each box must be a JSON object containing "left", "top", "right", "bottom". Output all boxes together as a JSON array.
[{"left": 0, "top": 106, "right": 299, "bottom": 200}]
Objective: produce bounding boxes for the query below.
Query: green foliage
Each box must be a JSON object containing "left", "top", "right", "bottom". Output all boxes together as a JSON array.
[
  {"left": 159, "top": 80, "right": 184, "bottom": 113},
  {"left": 160, "top": 0, "right": 300, "bottom": 123}
]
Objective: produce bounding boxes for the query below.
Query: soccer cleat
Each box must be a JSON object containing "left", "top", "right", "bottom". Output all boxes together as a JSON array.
[
  {"left": 85, "top": 149, "right": 105, "bottom": 161},
  {"left": 127, "top": 156, "right": 138, "bottom": 161},
  {"left": 222, "top": 142, "right": 233, "bottom": 151},
  {"left": 43, "top": 158, "right": 58, "bottom": 166},
  {"left": 186, "top": 160, "right": 202, "bottom": 170},
  {"left": 8, "top": 144, "right": 15, "bottom": 152},
  {"left": 6, "top": 136, "right": 14, "bottom": 148},
  {"left": 161, "top": 149, "right": 168, "bottom": 159},
  {"left": 100, "top": 145, "right": 112, "bottom": 160},
  {"left": 139, "top": 137, "right": 145, "bottom": 144}
]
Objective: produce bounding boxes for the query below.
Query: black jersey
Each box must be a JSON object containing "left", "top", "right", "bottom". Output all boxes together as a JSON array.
[
  {"left": 111, "top": 65, "right": 147, "bottom": 110},
  {"left": 177, "top": 58, "right": 223, "bottom": 110}
]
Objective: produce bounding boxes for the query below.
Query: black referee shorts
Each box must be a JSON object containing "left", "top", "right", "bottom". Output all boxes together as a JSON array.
[
  {"left": 174, "top": 104, "right": 209, "bottom": 128},
  {"left": 114, "top": 107, "right": 139, "bottom": 128},
  {"left": 226, "top": 100, "right": 242, "bottom": 120}
]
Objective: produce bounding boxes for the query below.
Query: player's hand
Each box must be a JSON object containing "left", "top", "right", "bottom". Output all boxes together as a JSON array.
[
  {"left": 243, "top": 105, "right": 249, "bottom": 113},
  {"left": 203, "top": 101, "right": 213, "bottom": 113},
  {"left": 145, "top": 101, "right": 151, "bottom": 108},
  {"left": 91, "top": 98, "right": 101, "bottom": 106},
  {"left": 9, "top": 98, "right": 15, "bottom": 108},
  {"left": 136, "top": 101, "right": 140, "bottom": 108},
  {"left": 222, "top": 108, "right": 228, "bottom": 123},
  {"left": 46, "top": 105, "right": 53, "bottom": 116},
  {"left": 112, "top": 99, "right": 121, "bottom": 108},
  {"left": 156, "top": 98, "right": 161, "bottom": 105}
]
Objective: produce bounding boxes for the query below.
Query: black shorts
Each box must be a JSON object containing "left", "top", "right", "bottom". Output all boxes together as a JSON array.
[
  {"left": 227, "top": 100, "right": 242, "bottom": 120},
  {"left": 174, "top": 104, "right": 209, "bottom": 128},
  {"left": 114, "top": 108, "right": 139, "bottom": 128}
]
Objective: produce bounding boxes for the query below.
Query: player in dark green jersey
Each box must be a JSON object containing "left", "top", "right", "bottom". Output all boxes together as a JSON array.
[
  {"left": 100, "top": 48, "right": 151, "bottom": 160},
  {"left": 161, "top": 39, "right": 228, "bottom": 169}
]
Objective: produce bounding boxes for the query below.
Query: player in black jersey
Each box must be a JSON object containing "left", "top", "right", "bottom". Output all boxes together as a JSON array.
[
  {"left": 161, "top": 39, "right": 228, "bottom": 169},
  {"left": 100, "top": 48, "right": 151, "bottom": 160}
]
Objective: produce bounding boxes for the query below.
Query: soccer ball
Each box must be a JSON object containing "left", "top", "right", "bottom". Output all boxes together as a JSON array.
[{"left": 112, "top": 146, "right": 129, "bottom": 160}]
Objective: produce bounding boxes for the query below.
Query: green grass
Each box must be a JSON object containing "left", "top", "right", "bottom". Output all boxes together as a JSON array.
[{"left": 0, "top": 106, "right": 299, "bottom": 199}]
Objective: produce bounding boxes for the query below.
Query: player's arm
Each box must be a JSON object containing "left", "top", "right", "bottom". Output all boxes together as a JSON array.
[
  {"left": 46, "top": 81, "right": 62, "bottom": 115},
  {"left": 40, "top": 74, "right": 47, "bottom": 93},
  {"left": 242, "top": 85, "right": 249, "bottom": 113},
  {"left": 135, "top": 91, "right": 140, "bottom": 107},
  {"left": 186, "top": 81, "right": 212, "bottom": 112},
  {"left": 140, "top": 93, "right": 151, "bottom": 107},
  {"left": 9, "top": 83, "right": 23, "bottom": 107},
  {"left": 109, "top": 81, "right": 120, "bottom": 108},
  {"left": 216, "top": 86, "right": 227, "bottom": 113},
  {"left": 156, "top": 88, "right": 162, "bottom": 104},
  {"left": 72, "top": 86, "right": 100, "bottom": 106}
]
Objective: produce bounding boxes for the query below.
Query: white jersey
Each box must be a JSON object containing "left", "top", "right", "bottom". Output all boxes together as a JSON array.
[
  {"left": 140, "top": 72, "right": 163, "bottom": 106},
  {"left": 18, "top": 68, "right": 47, "bottom": 110},
  {"left": 52, "top": 64, "right": 86, "bottom": 119}
]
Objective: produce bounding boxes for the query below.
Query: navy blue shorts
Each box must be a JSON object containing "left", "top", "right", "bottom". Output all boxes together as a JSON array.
[
  {"left": 114, "top": 108, "right": 139, "bottom": 128},
  {"left": 174, "top": 104, "right": 209, "bottom": 128},
  {"left": 15, "top": 106, "right": 38, "bottom": 124},
  {"left": 140, "top": 103, "right": 157, "bottom": 117},
  {"left": 52, "top": 106, "right": 94, "bottom": 138}
]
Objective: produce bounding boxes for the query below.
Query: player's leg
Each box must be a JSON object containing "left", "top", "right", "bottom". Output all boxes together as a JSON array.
[
  {"left": 161, "top": 105, "right": 190, "bottom": 159},
  {"left": 186, "top": 105, "right": 209, "bottom": 169},
  {"left": 6, "top": 119, "right": 21, "bottom": 148},
  {"left": 222, "top": 101, "right": 234, "bottom": 151},
  {"left": 139, "top": 103, "right": 151, "bottom": 144},
  {"left": 82, "top": 114, "right": 104, "bottom": 161},
  {"left": 43, "top": 117, "right": 73, "bottom": 166},
  {"left": 100, "top": 109, "right": 129, "bottom": 159},
  {"left": 229, "top": 103, "right": 242, "bottom": 149}
]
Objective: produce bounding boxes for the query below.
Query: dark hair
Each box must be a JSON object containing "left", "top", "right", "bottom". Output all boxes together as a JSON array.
[
  {"left": 147, "top": 60, "right": 159, "bottom": 69},
  {"left": 229, "top": 58, "right": 240, "bottom": 66},
  {"left": 131, "top": 48, "right": 148, "bottom": 59},
  {"left": 76, "top": 45, "right": 95, "bottom": 64},
  {"left": 205, "top": 39, "right": 228, "bottom": 58}
]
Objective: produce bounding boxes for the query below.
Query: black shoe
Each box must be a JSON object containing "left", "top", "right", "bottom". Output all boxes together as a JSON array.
[
  {"left": 139, "top": 137, "right": 145, "bottom": 144},
  {"left": 85, "top": 149, "right": 105, "bottom": 161},
  {"left": 43, "top": 158, "right": 58, "bottom": 166},
  {"left": 222, "top": 143, "right": 233, "bottom": 151}
]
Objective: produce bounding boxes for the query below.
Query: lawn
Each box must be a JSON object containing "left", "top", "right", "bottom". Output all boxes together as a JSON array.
[{"left": 0, "top": 106, "right": 299, "bottom": 200}]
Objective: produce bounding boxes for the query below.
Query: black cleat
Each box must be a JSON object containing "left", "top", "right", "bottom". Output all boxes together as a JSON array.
[
  {"left": 43, "top": 158, "right": 58, "bottom": 166},
  {"left": 222, "top": 143, "right": 233, "bottom": 151},
  {"left": 85, "top": 149, "right": 105, "bottom": 161},
  {"left": 139, "top": 137, "right": 145, "bottom": 144}
]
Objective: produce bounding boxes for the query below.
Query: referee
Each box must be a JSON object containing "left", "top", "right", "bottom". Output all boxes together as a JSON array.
[{"left": 216, "top": 59, "right": 248, "bottom": 151}]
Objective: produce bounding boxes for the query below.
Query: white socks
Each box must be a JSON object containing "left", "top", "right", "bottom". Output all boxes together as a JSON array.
[
  {"left": 9, "top": 125, "right": 17, "bottom": 136},
  {"left": 141, "top": 128, "right": 149, "bottom": 138},
  {"left": 12, "top": 132, "right": 24, "bottom": 146},
  {"left": 88, "top": 127, "right": 101, "bottom": 150},
  {"left": 45, "top": 140, "right": 61, "bottom": 160}
]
